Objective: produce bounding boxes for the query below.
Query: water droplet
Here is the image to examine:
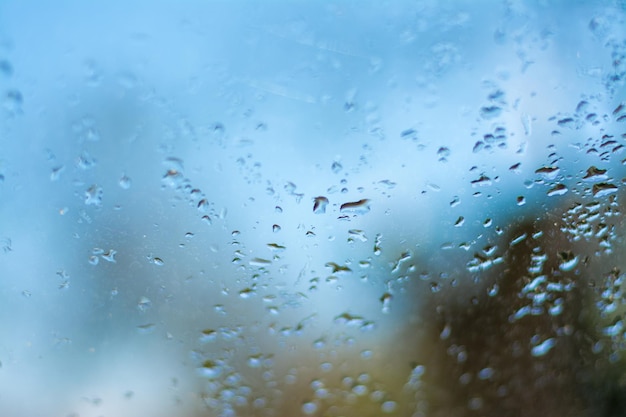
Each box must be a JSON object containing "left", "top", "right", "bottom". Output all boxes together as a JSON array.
[
  {"left": 440, "top": 323, "right": 451, "bottom": 340},
  {"left": 535, "top": 166, "right": 560, "bottom": 180},
  {"left": 558, "top": 251, "right": 578, "bottom": 271},
  {"left": 437, "top": 146, "right": 450, "bottom": 161},
  {"left": 200, "top": 329, "right": 217, "bottom": 343},
  {"left": 136, "top": 323, "right": 156, "bottom": 334},
  {"left": 3, "top": 89, "right": 23, "bottom": 114},
  {"left": 302, "top": 402, "right": 317, "bottom": 414},
  {"left": 521, "top": 114, "right": 532, "bottom": 136},
  {"left": 153, "top": 257, "right": 164, "bottom": 266},
  {"left": 380, "top": 292, "right": 392, "bottom": 313},
  {"left": 603, "top": 320, "right": 623, "bottom": 337},
  {"left": 197, "top": 360, "right": 222, "bottom": 379},
  {"left": 0, "top": 59, "right": 13, "bottom": 76},
  {"left": 50, "top": 165, "right": 65, "bottom": 181},
  {"left": 163, "top": 157, "right": 184, "bottom": 172},
  {"left": 118, "top": 174, "right": 132, "bottom": 189},
  {"left": 547, "top": 184, "right": 568, "bottom": 196},
  {"left": 267, "top": 243, "right": 286, "bottom": 252},
  {"left": 516, "top": 196, "right": 526, "bottom": 206},
  {"left": 381, "top": 401, "right": 397, "bottom": 413},
  {"left": 374, "top": 233, "right": 383, "bottom": 255},
  {"left": 137, "top": 296, "right": 151, "bottom": 312},
  {"left": 331, "top": 161, "right": 343, "bottom": 173},
  {"left": 531, "top": 337, "right": 556, "bottom": 357},
  {"left": 468, "top": 397, "right": 483, "bottom": 410},
  {"left": 348, "top": 229, "right": 368, "bottom": 242},
  {"left": 592, "top": 182, "right": 618, "bottom": 197},
  {"left": 488, "top": 283, "right": 499, "bottom": 296},
  {"left": 583, "top": 166, "right": 608, "bottom": 181},
  {"left": 509, "top": 162, "right": 521, "bottom": 173},
  {"left": 77, "top": 151, "right": 97, "bottom": 170},
  {"left": 247, "top": 354, "right": 263, "bottom": 368},
  {"left": 197, "top": 198, "right": 209, "bottom": 212},
  {"left": 480, "top": 105, "right": 502, "bottom": 119},
  {"left": 249, "top": 258, "right": 271, "bottom": 266},
  {"left": 454, "top": 216, "right": 465, "bottom": 227},
  {"left": 162, "top": 170, "right": 184, "bottom": 187},
  {"left": 478, "top": 367, "right": 494, "bottom": 380},
  {"left": 334, "top": 312, "right": 365, "bottom": 327},
  {"left": 101, "top": 249, "right": 117, "bottom": 263},
  {"left": 239, "top": 287, "right": 256, "bottom": 298},
  {"left": 84, "top": 184, "right": 103, "bottom": 206},
  {"left": 557, "top": 117, "right": 575, "bottom": 128},
  {"left": 272, "top": 224, "right": 281, "bottom": 233},
  {"left": 340, "top": 199, "right": 370, "bottom": 214},
  {"left": 313, "top": 196, "right": 329, "bottom": 214},
  {"left": 325, "top": 262, "right": 352, "bottom": 274}
]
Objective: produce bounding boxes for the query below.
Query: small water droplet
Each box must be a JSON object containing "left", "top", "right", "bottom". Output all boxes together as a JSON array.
[
  {"left": 480, "top": 105, "right": 502, "bottom": 119},
  {"left": 348, "top": 229, "right": 367, "bottom": 242},
  {"left": 582, "top": 166, "right": 608, "bottom": 182},
  {"left": 0, "top": 59, "right": 13, "bottom": 76},
  {"left": 380, "top": 292, "right": 392, "bottom": 313},
  {"left": 313, "top": 196, "right": 329, "bottom": 214},
  {"left": 558, "top": 251, "right": 578, "bottom": 271},
  {"left": 478, "top": 367, "right": 494, "bottom": 380},
  {"left": 200, "top": 329, "right": 217, "bottom": 343},
  {"left": 101, "top": 249, "right": 117, "bottom": 263},
  {"left": 381, "top": 401, "right": 397, "bottom": 413},
  {"left": 239, "top": 287, "right": 256, "bottom": 298},
  {"left": 118, "top": 174, "right": 132, "bottom": 189},
  {"left": 136, "top": 323, "right": 156, "bottom": 334},
  {"left": 535, "top": 166, "right": 560, "bottom": 180},
  {"left": 557, "top": 117, "right": 575, "bottom": 128},
  {"left": 197, "top": 360, "right": 222, "bottom": 379},
  {"left": 468, "top": 397, "right": 483, "bottom": 410},
  {"left": 272, "top": 224, "right": 281, "bottom": 233},
  {"left": 247, "top": 354, "right": 263, "bottom": 368},
  {"left": 3, "top": 89, "right": 23, "bottom": 114},
  {"left": 340, "top": 199, "right": 370, "bottom": 215},
  {"left": 77, "top": 151, "right": 97, "bottom": 170},
  {"left": 249, "top": 257, "right": 271, "bottom": 266},
  {"left": 137, "top": 296, "right": 151, "bottom": 312},
  {"left": 592, "top": 182, "right": 618, "bottom": 197},
  {"left": 531, "top": 338, "right": 556, "bottom": 357},
  {"left": 153, "top": 257, "right": 164, "bottom": 266},
  {"left": 374, "top": 233, "right": 382, "bottom": 255},
  {"left": 50, "top": 165, "right": 65, "bottom": 181},
  {"left": 547, "top": 183, "right": 568, "bottom": 197},
  {"left": 84, "top": 184, "right": 103, "bottom": 206},
  {"left": 302, "top": 401, "right": 317, "bottom": 414}
]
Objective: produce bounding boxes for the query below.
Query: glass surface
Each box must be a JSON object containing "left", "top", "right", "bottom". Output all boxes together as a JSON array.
[{"left": 1, "top": 1, "right": 626, "bottom": 416}]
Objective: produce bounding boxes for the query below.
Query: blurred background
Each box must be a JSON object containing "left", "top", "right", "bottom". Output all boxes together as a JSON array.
[{"left": 1, "top": 1, "right": 626, "bottom": 416}]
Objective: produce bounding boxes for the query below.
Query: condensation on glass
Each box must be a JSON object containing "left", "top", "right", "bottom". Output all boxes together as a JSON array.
[{"left": 0, "top": 1, "right": 625, "bottom": 416}]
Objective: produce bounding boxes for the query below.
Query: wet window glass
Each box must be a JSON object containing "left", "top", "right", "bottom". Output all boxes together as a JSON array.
[{"left": 1, "top": 1, "right": 626, "bottom": 416}]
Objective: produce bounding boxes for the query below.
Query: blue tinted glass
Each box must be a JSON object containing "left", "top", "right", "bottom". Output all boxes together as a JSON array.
[{"left": 1, "top": 1, "right": 625, "bottom": 416}]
